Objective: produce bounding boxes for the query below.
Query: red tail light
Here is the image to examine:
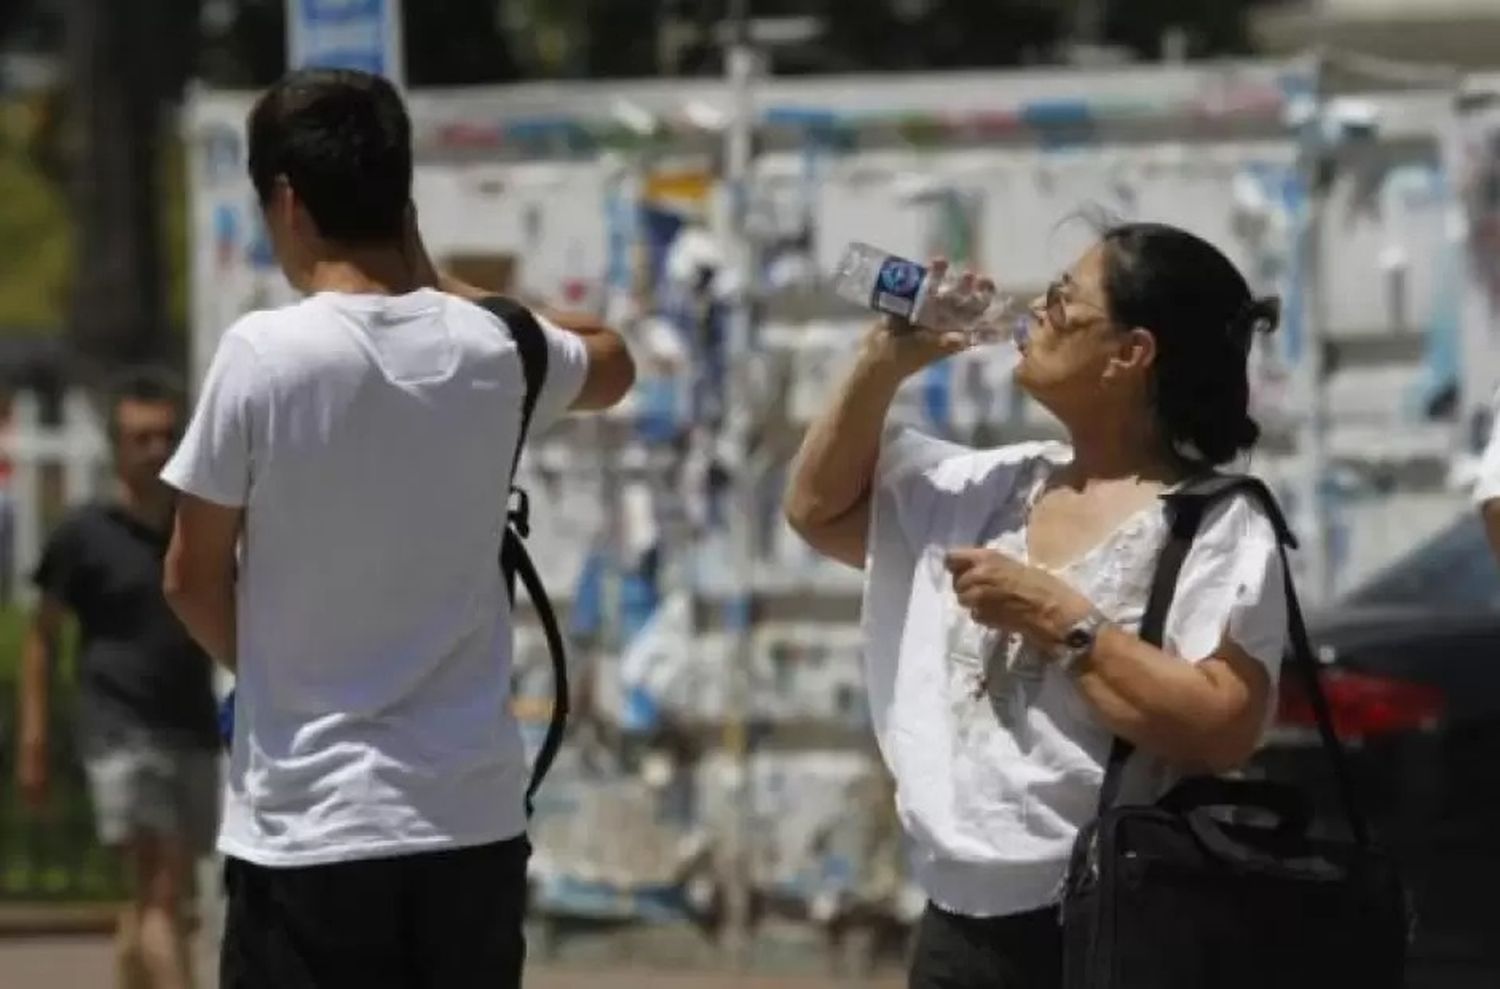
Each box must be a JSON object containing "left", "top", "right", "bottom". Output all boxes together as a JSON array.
[{"left": 1276, "top": 670, "right": 1445, "bottom": 739}]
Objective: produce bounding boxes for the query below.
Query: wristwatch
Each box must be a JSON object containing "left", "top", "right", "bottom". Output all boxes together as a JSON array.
[{"left": 1055, "top": 610, "right": 1110, "bottom": 674}]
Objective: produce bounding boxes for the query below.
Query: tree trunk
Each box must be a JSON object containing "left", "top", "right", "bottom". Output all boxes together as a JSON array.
[{"left": 65, "top": 0, "right": 168, "bottom": 385}]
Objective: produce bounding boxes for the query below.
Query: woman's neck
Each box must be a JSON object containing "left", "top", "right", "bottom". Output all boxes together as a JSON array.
[{"left": 1064, "top": 411, "right": 1183, "bottom": 486}]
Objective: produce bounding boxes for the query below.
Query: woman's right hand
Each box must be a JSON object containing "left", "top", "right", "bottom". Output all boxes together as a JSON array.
[{"left": 857, "top": 259, "right": 992, "bottom": 379}]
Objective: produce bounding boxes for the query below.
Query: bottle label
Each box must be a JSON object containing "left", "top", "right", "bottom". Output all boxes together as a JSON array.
[{"left": 870, "top": 257, "right": 926, "bottom": 320}]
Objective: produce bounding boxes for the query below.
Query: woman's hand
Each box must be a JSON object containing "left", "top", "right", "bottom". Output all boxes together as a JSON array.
[
  {"left": 944, "top": 548, "right": 1095, "bottom": 653},
  {"left": 858, "top": 259, "right": 991, "bottom": 380}
]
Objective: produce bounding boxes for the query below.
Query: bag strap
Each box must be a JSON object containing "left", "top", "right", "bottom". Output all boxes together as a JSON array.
[
  {"left": 507, "top": 530, "right": 570, "bottom": 818},
  {"left": 479, "top": 296, "right": 549, "bottom": 543},
  {"left": 1094, "top": 487, "right": 1213, "bottom": 813},
  {"left": 1094, "top": 473, "right": 1370, "bottom": 847},
  {"left": 476, "top": 296, "right": 568, "bottom": 818}
]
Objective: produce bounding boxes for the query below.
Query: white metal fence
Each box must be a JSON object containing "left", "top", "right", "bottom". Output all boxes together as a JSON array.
[{"left": 1, "top": 389, "right": 109, "bottom": 606}]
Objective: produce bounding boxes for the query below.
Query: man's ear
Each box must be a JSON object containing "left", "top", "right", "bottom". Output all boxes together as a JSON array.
[
  {"left": 271, "top": 175, "right": 294, "bottom": 221},
  {"left": 276, "top": 176, "right": 318, "bottom": 241}
]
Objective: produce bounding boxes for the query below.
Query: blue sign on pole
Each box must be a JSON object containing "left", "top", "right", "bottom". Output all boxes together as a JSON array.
[{"left": 286, "top": 0, "right": 404, "bottom": 88}]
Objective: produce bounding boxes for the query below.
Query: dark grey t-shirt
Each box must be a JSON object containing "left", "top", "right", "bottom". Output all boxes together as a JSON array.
[{"left": 33, "top": 503, "right": 218, "bottom": 753}]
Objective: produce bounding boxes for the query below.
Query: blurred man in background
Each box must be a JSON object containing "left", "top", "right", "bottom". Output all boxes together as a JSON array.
[
  {"left": 15, "top": 370, "right": 219, "bottom": 989},
  {"left": 161, "top": 68, "right": 633, "bottom": 988}
]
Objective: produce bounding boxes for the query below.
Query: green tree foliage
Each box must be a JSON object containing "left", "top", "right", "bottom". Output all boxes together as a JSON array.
[
  {"left": 0, "top": 97, "right": 70, "bottom": 332},
  {"left": 187, "top": 0, "right": 1267, "bottom": 85}
]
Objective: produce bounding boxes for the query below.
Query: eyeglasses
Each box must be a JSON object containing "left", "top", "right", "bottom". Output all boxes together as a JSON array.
[{"left": 1035, "top": 278, "right": 1111, "bottom": 332}]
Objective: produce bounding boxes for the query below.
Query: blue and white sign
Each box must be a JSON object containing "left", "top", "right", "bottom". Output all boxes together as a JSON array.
[{"left": 286, "top": 0, "right": 404, "bottom": 88}]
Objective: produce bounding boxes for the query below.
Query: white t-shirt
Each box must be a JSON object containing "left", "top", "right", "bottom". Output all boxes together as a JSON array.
[
  {"left": 161, "top": 289, "right": 588, "bottom": 867},
  {"left": 862, "top": 429, "right": 1288, "bottom": 918}
]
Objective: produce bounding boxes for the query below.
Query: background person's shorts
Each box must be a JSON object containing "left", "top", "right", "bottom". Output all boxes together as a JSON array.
[{"left": 84, "top": 738, "right": 220, "bottom": 853}]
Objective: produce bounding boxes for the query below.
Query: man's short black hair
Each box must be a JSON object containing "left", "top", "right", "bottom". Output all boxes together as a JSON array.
[
  {"left": 106, "top": 366, "right": 185, "bottom": 438},
  {"left": 247, "top": 68, "right": 412, "bottom": 244}
]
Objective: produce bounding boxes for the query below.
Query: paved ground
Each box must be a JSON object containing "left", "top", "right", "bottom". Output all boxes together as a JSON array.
[
  {"left": 0, "top": 935, "right": 906, "bottom": 988},
  {"left": 9, "top": 931, "right": 1491, "bottom": 988}
]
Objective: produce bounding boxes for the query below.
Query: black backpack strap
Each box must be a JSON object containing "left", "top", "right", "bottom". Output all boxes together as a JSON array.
[
  {"left": 475, "top": 295, "right": 568, "bottom": 818},
  {"left": 1094, "top": 474, "right": 1369, "bottom": 846},
  {"left": 510, "top": 530, "right": 570, "bottom": 817},
  {"left": 478, "top": 296, "right": 549, "bottom": 563}
]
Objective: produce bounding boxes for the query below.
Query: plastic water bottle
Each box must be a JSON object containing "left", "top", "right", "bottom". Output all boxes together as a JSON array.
[{"left": 830, "top": 242, "right": 1022, "bottom": 345}]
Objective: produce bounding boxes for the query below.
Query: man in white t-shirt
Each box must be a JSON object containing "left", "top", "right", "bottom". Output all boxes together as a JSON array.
[{"left": 159, "top": 68, "right": 633, "bottom": 989}]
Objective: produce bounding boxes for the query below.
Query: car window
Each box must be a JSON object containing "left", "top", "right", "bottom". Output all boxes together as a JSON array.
[{"left": 1345, "top": 514, "right": 1500, "bottom": 610}]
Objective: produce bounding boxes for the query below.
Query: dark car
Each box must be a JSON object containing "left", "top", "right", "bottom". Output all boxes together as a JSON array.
[{"left": 1255, "top": 513, "right": 1500, "bottom": 988}]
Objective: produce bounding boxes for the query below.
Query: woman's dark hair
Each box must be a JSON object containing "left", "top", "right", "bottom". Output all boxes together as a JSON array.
[{"left": 1098, "top": 222, "right": 1280, "bottom": 467}]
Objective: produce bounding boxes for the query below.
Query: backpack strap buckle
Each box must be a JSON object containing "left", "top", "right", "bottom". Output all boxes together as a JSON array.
[{"left": 508, "top": 485, "right": 531, "bottom": 539}]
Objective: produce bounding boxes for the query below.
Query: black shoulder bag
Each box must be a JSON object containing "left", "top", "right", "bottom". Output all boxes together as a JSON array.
[
  {"left": 1061, "top": 473, "right": 1409, "bottom": 989},
  {"left": 476, "top": 296, "right": 570, "bottom": 818}
]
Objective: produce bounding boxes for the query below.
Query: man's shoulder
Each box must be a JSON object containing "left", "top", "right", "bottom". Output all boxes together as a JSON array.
[
  {"left": 228, "top": 292, "right": 506, "bottom": 348},
  {"left": 442, "top": 294, "right": 541, "bottom": 351},
  {"left": 42, "top": 502, "right": 116, "bottom": 551},
  {"left": 56, "top": 501, "right": 115, "bottom": 531},
  {"left": 219, "top": 299, "right": 325, "bottom": 354},
  {"left": 215, "top": 299, "right": 378, "bottom": 390}
]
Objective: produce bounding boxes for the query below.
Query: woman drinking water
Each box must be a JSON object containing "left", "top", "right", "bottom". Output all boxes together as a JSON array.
[{"left": 785, "top": 223, "right": 1288, "bottom": 989}]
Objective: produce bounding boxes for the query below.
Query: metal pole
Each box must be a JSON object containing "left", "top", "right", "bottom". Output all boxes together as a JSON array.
[
  {"left": 1297, "top": 51, "right": 1334, "bottom": 604},
  {"left": 720, "top": 0, "right": 757, "bottom": 969}
]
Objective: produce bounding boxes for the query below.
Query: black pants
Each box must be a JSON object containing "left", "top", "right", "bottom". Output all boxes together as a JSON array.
[
  {"left": 909, "top": 903, "right": 1063, "bottom": 989},
  {"left": 221, "top": 836, "right": 530, "bottom": 989}
]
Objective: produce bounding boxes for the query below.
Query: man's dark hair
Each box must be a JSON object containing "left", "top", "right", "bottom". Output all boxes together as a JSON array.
[
  {"left": 106, "top": 367, "right": 185, "bottom": 439},
  {"left": 247, "top": 68, "right": 412, "bottom": 244}
]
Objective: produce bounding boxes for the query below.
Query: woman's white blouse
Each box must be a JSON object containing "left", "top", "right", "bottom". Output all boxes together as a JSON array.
[{"left": 862, "top": 429, "right": 1289, "bottom": 918}]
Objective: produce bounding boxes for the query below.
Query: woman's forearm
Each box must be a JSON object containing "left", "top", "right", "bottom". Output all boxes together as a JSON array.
[
  {"left": 784, "top": 308, "right": 968, "bottom": 565},
  {"left": 949, "top": 541, "right": 1270, "bottom": 772},
  {"left": 784, "top": 344, "right": 904, "bottom": 532},
  {"left": 1073, "top": 626, "right": 1267, "bottom": 773}
]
